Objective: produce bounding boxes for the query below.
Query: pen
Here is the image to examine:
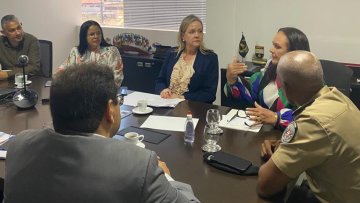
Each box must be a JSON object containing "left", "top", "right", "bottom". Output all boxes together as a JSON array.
[
  {"left": 227, "top": 110, "right": 239, "bottom": 123},
  {"left": 244, "top": 121, "right": 261, "bottom": 128}
]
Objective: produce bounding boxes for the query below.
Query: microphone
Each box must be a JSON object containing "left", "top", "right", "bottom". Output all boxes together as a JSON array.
[
  {"left": 18, "top": 55, "right": 29, "bottom": 65},
  {"left": 12, "top": 55, "right": 38, "bottom": 109}
]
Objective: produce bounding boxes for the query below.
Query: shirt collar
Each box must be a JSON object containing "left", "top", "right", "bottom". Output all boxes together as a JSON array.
[{"left": 292, "top": 86, "right": 328, "bottom": 117}]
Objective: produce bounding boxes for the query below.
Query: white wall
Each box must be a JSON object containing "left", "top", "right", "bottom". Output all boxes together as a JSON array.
[
  {"left": 207, "top": 0, "right": 360, "bottom": 64},
  {"left": 1, "top": 0, "right": 81, "bottom": 71}
]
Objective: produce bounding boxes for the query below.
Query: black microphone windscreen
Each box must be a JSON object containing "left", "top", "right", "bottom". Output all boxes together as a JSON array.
[{"left": 18, "top": 55, "right": 29, "bottom": 65}]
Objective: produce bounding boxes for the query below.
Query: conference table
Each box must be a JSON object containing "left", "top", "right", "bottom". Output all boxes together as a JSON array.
[{"left": 0, "top": 77, "right": 282, "bottom": 202}]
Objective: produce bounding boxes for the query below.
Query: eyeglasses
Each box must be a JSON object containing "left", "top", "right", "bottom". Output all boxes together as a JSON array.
[
  {"left": 117, "top": 94, "right": 124, "bottom": 106},
  {"left": 87, "top": 32, "right": 102, "bottom": 38}
]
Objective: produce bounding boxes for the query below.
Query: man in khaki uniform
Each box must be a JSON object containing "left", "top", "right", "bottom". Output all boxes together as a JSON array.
[{"left": 257, "top": 51, "right": 360, "bottom": 203}]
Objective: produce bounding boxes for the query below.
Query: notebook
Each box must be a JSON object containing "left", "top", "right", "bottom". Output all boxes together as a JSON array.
[{"left": 115, "top": 126, "right": 171, "bottom": 144}]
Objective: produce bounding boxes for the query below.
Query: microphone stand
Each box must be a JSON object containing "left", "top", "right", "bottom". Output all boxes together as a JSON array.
[
  {"left": 12, "top": 55, "right": 38, "bottom": 109},
  {"left": 22, "top": 60, "right": 27, "bottom": 92}
]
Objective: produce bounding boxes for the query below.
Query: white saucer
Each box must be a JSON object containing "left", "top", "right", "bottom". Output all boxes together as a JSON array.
[
  {"left": 15, "top": 80, "right": 32, "bottom": 88},
  {"left": 132, "top": 107, "right": 153, "bottom": 115},
  {"left": 136, "top": 141, "right": 145, "bottom": 148}
]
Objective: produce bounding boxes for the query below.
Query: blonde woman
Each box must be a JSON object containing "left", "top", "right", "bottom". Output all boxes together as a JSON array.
[{"left": 155, "top": 15, "right": 219, "bottom": 103}]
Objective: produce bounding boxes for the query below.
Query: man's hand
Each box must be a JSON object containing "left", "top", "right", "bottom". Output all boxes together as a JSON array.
[
  {"left": 246, "top": 102, "right": 278, "bottom": 125},
  {"left": 260, "top": 140, "right": 281, "bottom": 161},
  {"left": 0, "top": 71, "right": 9, "bottom": 80},
  {"left": 158, "top": 159, "right": 171, "bottom": 176},
  {"left": 226, "top": 57, "right": 247, "bottom": 85}
]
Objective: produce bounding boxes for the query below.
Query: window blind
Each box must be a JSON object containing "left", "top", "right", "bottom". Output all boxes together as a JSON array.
[{"left": 123, "top": 0, "right": 206, "bottom": 31}]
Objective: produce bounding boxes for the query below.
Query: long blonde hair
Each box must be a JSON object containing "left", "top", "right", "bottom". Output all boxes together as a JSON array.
[{"left": 177, "top": 14, "right": 212, "bottom": 55}]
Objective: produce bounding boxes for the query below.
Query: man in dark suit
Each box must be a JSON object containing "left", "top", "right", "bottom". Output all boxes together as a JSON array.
[{"left": 4, "top": 64, "right": 200, "bottom": 203}]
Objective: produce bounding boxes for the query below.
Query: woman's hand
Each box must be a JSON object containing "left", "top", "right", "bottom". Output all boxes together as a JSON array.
[
  {"left": 226, "top": 57, "right": 247, "bottom": 85},
  {"left": 246, "top": 102, "right": 278, "bottom": 125},
  {"left": 160, "top": 88, "right": 172, "bottom": 98}
]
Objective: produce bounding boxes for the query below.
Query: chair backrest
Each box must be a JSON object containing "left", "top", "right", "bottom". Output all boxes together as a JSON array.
[
  {"left": 320, "top": 59, "right": 353, "bottom": 96},
  {"left": 38, "top": 40, "right": 53, "bottom": 78}
]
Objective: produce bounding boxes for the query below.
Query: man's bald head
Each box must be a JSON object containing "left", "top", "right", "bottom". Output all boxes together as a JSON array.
[{"left": 277, "top": 51, "right": 324, "bottom": 105}]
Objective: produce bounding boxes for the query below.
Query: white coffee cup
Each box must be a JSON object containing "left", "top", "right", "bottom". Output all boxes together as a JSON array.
[
  {"left": 15, "top": 73, "right": 28, "bottom": 87},
  {"left": 137, "top": 100, "right": 147, "bottom": 112},
  {"left": 124, "top": 132, "right": 144, "bottom": 144}
]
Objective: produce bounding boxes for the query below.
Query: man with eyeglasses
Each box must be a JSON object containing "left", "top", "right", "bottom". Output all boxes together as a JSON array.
[
  {"left": 4, "top": 64, "right": 200, "bottom": 203},
  {"left": 0, "top": 14, "right": 40, "bottom": 80}
]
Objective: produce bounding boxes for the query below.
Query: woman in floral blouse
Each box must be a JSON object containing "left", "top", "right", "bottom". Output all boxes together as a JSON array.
[{"left": 59, "top": 20, "right": 123, "bottom": 87}]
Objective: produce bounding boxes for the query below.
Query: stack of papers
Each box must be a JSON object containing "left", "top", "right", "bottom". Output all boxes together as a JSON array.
[
  {"left": 219, "top": 109, "right": 262, "bottom": 133},
  {"left": 141, "top": 115, "right": 199, "bottom": 132},
  {"left": 123, "top": 92, "right": 184, "bottom": 108},
  {"left": 0, "top": 132, "right": 13, "bottom": 159},
  {"left": 0, "top": 132, "right": 12, "bottom": 146}
]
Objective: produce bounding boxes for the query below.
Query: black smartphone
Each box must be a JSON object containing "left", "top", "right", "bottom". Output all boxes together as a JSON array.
[{"left": 204, "top": 151, "right": 252, "bottom": 173}]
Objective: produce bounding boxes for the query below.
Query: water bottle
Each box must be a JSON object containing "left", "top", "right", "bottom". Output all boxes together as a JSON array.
[{"left": 184, "top": 111, "right": 195, "bottom": 144}]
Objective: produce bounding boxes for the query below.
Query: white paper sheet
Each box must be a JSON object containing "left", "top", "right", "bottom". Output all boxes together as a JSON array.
[
  {"left": 123, "top": 91, "right": 184, "bottom": 107},
  {"left": 0, "top": 150, "right": 6, "bottom": 159},
  {"left": 140, "top": 115, "right": 199, "bottom": 132},
  {"left": 219, "top": 109, "right": 262, "bottom": 133},
  {"left": 0, "top": 132, "right": 12, "bottom": 145}
]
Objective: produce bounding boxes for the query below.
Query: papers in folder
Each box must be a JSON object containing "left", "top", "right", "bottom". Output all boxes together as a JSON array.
[
  {"left": 219, "top": 109, "right": 262, "bottom": 133},
  {"left": 123, "top": 91, "right": 184, "bottom": 107}
]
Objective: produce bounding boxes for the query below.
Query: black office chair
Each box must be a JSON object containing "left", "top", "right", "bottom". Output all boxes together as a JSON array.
[
  {"left": 38, "top": 40, "right": 53, "bottom": 78},
  {"left": 320, "top": 59, "right": 353, "bottom": 97}
]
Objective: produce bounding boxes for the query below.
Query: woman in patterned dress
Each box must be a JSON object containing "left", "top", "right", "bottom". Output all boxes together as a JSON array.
[{"left": 59, "top": 20, "right": 123, "bottom": 88}]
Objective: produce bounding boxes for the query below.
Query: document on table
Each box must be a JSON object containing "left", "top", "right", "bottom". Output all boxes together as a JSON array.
[
  {"left": 0, "top": 151, "right": 6, "bottom": 160},
  {"left": 0, "top": 132, "right": 12, "bottom": 145},
  {"left": 219, "top": 109, "right": 262, "bottom": 133},
  {"left": 123, "top": 91, "right": 184, "bottom": 107},
  {"left": 0, "top": 132, "right": 13, "bottom": 159},
  {"left": 141, "top": 115, "right": 199, "bottom": 132}
]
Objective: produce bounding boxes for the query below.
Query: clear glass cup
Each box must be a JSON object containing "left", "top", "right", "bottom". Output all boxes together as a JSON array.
[
  {"left": 206, "top": 109, "right": 223, "bottom": 134},
  {"left": 202, "top": 124, "right": 221, "bottom": 152}
]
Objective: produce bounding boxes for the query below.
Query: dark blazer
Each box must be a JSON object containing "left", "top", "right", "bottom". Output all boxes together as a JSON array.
[
  {"left": 155, "top": 50, "right": 219, "bottom": 103},
  {"left": 4, "top": 129, "right": 199, "bottom": 203}
]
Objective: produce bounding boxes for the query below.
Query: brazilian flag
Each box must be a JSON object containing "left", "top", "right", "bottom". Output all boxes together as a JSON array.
[{"left": 238, "top": 32, "right": 249, "bottom": 58}]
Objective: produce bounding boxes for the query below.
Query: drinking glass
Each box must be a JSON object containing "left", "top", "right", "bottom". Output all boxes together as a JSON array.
[
  {"left": 206, "top": 109, "right": 223, "bottom": 134},
  {"left": 202, "top": 124, "right": 221, "bottom": 152}
]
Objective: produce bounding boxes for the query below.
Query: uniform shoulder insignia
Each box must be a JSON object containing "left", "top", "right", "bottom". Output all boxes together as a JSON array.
[{"left": 281, "top": 121, "right": 297, "bottom": 143}]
